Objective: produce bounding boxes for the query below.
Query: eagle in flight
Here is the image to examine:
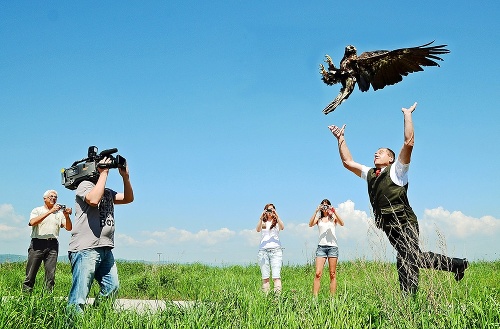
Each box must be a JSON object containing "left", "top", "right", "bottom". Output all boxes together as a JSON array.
[{"left": 320, "top": 41, "right": 450, "bottom": 114}]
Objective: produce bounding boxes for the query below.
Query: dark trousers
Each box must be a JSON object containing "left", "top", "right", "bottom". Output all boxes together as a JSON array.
[
  {"left": 23, "top": 238, "right": 59, "bottom": 292},
  {"left": 382, "top": 222, "right": 461, "bottom": 294}
]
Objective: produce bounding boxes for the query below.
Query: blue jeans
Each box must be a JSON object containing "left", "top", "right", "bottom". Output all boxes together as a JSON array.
[
  {"left": 67, "top": 247, "right": 119, "bottom": 312},
  {"left": 258, "top": 247, "right": 283, "bottom": 279}
]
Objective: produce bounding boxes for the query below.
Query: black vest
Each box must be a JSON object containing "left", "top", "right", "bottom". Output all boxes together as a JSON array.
[{"left": 367, "top": 165, "right": 417, "bottom": 227}]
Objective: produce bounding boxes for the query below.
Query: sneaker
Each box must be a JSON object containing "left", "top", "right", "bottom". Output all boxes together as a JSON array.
[{"left": 454, "top": 258, "right": 468, "bottom": 282}]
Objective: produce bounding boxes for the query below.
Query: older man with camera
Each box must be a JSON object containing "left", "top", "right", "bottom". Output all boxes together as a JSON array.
[
  {"left": 23, "top": 189, "right": 72, "bottom": 292},
  {"left": 67, "top": 155, "right": 134, "bottom": 313}
]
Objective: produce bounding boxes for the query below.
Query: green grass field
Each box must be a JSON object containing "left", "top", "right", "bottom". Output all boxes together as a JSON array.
[{"left": 0, "top": 260, "right": 498, "bottom": 328}]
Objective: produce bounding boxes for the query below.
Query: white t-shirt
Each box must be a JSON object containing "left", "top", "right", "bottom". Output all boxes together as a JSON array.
[{"left": 360, "top": 159, "right": 410, "bottom": 186}]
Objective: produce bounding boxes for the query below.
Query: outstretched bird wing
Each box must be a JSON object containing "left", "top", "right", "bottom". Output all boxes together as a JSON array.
[{"left": 355, "top": 41, "right": 450, "bottom": 92}]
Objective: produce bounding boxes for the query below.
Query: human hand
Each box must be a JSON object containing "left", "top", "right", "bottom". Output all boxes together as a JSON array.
[
  {"left": 328, "top": 124, "right": 346, "bottom": 140},
  {"left": 119, "top": 164, "right": 130, "bottom": 179},
  {"left": 327, "top": 207, "right": 335, "bottom": 216},
  {"left": 402, "top": 102, "right": 417, "bottom": 115},
  {"left": 51, "top": 204, "right": 62, "bottom": 213},
  {"left": 262, "top": 210, "right": 272, "bottom": 217},
  {"left": 97, "top": 157, "right": 111, "bottom": 174},
  {"left": 64, "top": 207, "right": 72, "bottom": 215}
]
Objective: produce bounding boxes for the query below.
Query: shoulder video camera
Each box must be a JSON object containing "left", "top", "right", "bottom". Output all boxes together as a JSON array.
[{"left": 61, "top": 146, "right": 126, "bottom": 190}]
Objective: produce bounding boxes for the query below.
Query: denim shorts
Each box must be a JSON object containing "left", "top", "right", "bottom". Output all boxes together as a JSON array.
[
  {"left": 258, "top": 247, "right": 283, "bottom": 279},
  {"left": 315, "top": 245, "right": 339, "bottom": 258}
]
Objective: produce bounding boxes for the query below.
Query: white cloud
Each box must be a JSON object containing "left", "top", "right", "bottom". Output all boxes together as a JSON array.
[
  {"left": 335, "top": 200, "right": 372, "bottom": 240},
  {"left": 0, "top": 204, "right": 25, "bottom": 224},
  {"left": 115, "top": 233, "right": 142, "bottom": 246},
  {"left": 422, "top": 207, "right": 500, "bottom": 238},
  {"left": 139, "top": 227, "right": 236, "bottom": 246},
  {"left": 0, "top": 224, "right": 23, "bottom": 239},
  {"left": 0, "top": 204, "right": 28, "bottom": 242},
  {"left": 238, "top": 229, "right": 260, "bottom": 246},
  {"left": 418, "top": 207, "right": 500, "bottom": 260}
]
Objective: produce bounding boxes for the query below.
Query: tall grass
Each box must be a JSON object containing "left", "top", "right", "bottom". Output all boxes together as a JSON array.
[{"left": 0, "top": 259, "right": 498, "bottom": 328}]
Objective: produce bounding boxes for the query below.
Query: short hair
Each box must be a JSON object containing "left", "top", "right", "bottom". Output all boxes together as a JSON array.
[
  {"left": 321, "top": 199, "right": 331, "bottom": 205},
  {"left": 386, "top": 148, "right": 396, "bottom": 163},
  {"left": 379, "top": 148, "right": 396, "bottom": 164},
  {"left": 43, "top": 190, "right": 58, "bottom": 198}
]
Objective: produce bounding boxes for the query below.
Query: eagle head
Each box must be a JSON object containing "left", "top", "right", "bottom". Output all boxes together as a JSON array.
[{"left": 344, "top": 45, "right": 357, "bottom": 57}]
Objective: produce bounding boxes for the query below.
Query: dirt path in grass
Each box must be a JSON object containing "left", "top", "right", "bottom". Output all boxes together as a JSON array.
[
  {"left": 2, "top": 296, "right": 193, "bottom": 313},
  {"left": 86, "top": 298, "right": 194, "bottom": 313}
]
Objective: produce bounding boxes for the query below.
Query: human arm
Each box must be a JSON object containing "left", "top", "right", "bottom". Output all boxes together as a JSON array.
[
  {"left": 332, "top": 208, "right": 344, "bottom": 226},
  {"left": 308, "top": 205, "right": 321, "bottom": 227},
  {"left": 328, "top": 124, "right": 364, "bottom": 177},
  {"left": 398, "top": 102, "right": 417, "bottom": 165},
  {"left": 274, "top": 211, "right": 285, "bottom": 230},
  {"left": 61, "top": 207, "right": 73, "bottom": 231},
  {"left": 114, "top": 163, "right": 134, "bottom": 205},
  {"left": 28, "top": 205, "right": 62, "bottom": 226},
  {"left": 84, "top": 158, "right": 111, "bottom": 207},
  {"left": 256, "top": 213, "right": 265, "bottom": 232}
]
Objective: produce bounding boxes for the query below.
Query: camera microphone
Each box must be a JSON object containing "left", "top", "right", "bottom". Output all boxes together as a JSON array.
[{"left": 100, "top": 148, "right": 118, "bottom": 156}]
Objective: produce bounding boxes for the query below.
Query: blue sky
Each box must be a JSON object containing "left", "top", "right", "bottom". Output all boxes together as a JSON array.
[{"left": 1, "top": 1, "right": 499, "bottom": 265}]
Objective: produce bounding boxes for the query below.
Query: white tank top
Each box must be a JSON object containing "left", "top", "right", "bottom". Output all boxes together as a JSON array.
[
  {"left": 317, "top": 215, "right": 338, "bottom": 247},
  {"left": 259, "top": 221, "right": 281, "bottom": 249}
]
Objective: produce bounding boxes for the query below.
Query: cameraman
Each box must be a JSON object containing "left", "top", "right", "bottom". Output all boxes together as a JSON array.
[
  {"left": 67, "top": 157, "right": 134, "bottom": 313},
  {"left": 23, "top": 190, "right": 72, "bottom": 292}
]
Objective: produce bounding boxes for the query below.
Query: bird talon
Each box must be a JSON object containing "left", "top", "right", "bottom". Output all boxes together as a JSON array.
[
  {"left": 324, "top": 55, "right": 334, "bottom": 69},
  {"left": 319, "top": 64, "right": 327, "bottom": 75}
]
